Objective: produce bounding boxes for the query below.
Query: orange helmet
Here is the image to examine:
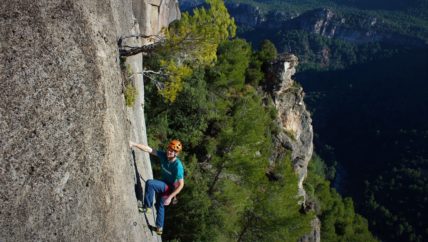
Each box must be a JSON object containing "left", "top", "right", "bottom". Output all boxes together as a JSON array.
[{"left": 168, "top": 139, "right": 182, "bottom": 152}]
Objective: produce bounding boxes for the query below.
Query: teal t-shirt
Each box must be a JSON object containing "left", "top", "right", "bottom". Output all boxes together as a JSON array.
[{"left": 156, "top": 150, "right": 184, "bottom": 185}]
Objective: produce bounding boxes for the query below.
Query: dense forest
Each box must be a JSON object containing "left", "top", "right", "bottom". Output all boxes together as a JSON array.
[
  {"left": 205, "top": 0, "right": 428, "bottom": 241},
  {"left": 137, "top": 0, "right": 377, "bottom": 241},
  {"left": 227, "top": 0, "right": 428, "bottom": 25},
  {"left": 298, "top": 49, "right": 428, "bottom": 242}
]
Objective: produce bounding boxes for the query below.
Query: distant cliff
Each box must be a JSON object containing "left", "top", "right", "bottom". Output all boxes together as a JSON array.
[
  {"left": 283, "top": 8, "right": 426, "bottom": 46},
  {"left": 223, "top": 4, "right": 426, "bottom": 48},
  {"left": 0, "top": 0, "right": 179, "bottom": 241},
  {"left": 225, "top": 3, "right": 265, "bottom": 27}
]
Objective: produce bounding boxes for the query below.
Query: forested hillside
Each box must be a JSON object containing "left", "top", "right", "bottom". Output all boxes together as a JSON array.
[
  {"left": 139, "top": 0, "right": 377, "bottom": 241},
  {"left": 298, "top": 49, "right": 428, "bottom": 242},
  {"left": 228, "top": 0, "right": 428, "bottom": 38},
  {"left": 180, "top": 0, "right": 428, "bottom": 241}
]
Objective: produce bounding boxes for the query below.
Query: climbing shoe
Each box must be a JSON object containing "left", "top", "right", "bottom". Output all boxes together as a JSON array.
[
  {"left": 155, "top": 227, "right": 163, "bottom": 235},
  {"left": 139, "top": 206, "right": 151, "bottom": 214},
  {"left": 148, "top": 225, "right": 163, "bottom": 235}
]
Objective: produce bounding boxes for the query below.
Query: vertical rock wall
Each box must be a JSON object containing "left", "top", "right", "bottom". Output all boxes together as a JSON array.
[
  {"left": 133, "top": 0, "right": 181, "bottom": 41},
  {"left": 0, "top": 0, "right": 178, "bottom": 241}
]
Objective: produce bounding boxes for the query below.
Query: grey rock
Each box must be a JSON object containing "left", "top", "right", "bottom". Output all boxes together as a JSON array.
[
  {"left": 0, "top": 0, "right": 170, "bottom": 241},
  {"left": 265, "top": 54, "right": 320, "bottom": 241},
  {"left": 266, "top": 54, "right": 313, "bottom": 201},
  {"left": 133, "top": 0, "right": 181, "bottom": 38}
]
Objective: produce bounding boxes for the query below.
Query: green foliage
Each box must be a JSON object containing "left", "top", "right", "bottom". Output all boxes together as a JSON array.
[
  {"left": 363, "top": 157, "right": 428, "bottom": 242},
  {"left": 167, "top": 69, "right": 211, "bottom": 147},
  {"left": 146, "top": 35, "right": 316, "bottom": 241},
  {"left": 239, "top": 154, "right": 313, "bottom": 242},
  {"left": 120, "top": 62, "right": 137, "bottom": 107},
  {"left": 270, "top": 29, "right": 382, "bottom": 70},
  {"left": 144, "top": 9, "right": 379, "bottom": 238},
  {"left": 158, "top": 60, "right": 192, "bottom": 102},
  {"left": 146, "top": 0, "right": 237, "bottom": 102},
  {"left": 245, "top": 39, "right": 278, "bottom": 86},
  {"left": 235, "top": 0, "right": 428, "bottom": 72},
  {"left": 211, "top": 88, "right": 273, "bottom": 186},
  {"left": 300, "top": 49, "right": 428, "bottom": 242},
  {"left": 233, "top": 0, "right": 428, "bottom": 42},
  {"left": 124, "top": 83, "right": 137, "bottom": 107},
  {"left": 231, "top": 1, "right": 428, "bottom": 242},
  {"left": 164, "top": 155, "right": 219, "bottom": 241},
  {"left": 202, "top": 89, "right": 313, "bottom": 241},
  {"left": 165, "top": 0, "right": 237, "bottom": 66},
  {"left": 304, "top": 155, "right": 378, "bottom": 242},
  {"left": 144, "top": 68, "right": 210, "bottom": 150},
  {"left": 257, "top": 39, "right": 278, "bottom": 63},
  {"left": 209, "top": 39, "right": 252, "bottom": 89},
  {"left": 245, "top": 57, "right": 264, "bottom": 86}
]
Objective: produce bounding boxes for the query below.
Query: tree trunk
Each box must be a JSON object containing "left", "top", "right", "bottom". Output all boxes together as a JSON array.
[{"left": 208, "top": 164, "right": 224, "bottom": 195}]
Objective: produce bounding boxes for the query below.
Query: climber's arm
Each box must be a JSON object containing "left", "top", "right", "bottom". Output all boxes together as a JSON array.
[{"left": 129, "top": 141, "right": 157, "bottom": 156}]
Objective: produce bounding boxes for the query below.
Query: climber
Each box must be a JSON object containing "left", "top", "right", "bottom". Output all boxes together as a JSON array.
[{"left": 129, "top": 139, "right": 185, "bottom": 236}]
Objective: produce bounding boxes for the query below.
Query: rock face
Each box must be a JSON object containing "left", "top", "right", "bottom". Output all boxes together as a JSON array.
[
  {"left": 133, "top": 0, "right": 181, "bottom": 39},
  {"left": 266, "top": 54, "right": 313, "bottom": 201},
  {"left": 265, "top": 54, "right": 320, "bottom": 242},
  {"left": 0, "top": 0, "right": 176, "bottom": 241},
  {"left": 291, "top": 8, "right": 341, "bottom": 38},
  {"left": 286, "top": 8, "right": 383, "bottom": 44},
  {"left": 225, "top": 3, "right": 264, "bottom": 28},
  {"left": 287, "top": 8, "right": 425, "bottom": 46}
]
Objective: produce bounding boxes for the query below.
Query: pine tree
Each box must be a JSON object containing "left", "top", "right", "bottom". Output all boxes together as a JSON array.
[{"left": 148, "top": 0, "right": 237, "bottom": 102}]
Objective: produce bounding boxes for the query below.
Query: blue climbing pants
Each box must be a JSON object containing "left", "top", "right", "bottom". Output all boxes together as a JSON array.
[{"left": 144, "top": 179, "right": 168, "bottom": 228}]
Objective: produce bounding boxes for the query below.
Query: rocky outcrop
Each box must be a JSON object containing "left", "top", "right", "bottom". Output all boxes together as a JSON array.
[
  {"left": 266, "top": 54, "right": 313, "bottom": 201},
  {"left": 265, "top": 54, "right": 319, "bottom": 242},
  {"left": 0, "top": 0, "right": 176, "bottom": 241}
]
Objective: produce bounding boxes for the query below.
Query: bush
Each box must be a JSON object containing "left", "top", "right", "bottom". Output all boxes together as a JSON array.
[{"left": 124, "top": 83, "right": 137, "bottom": 107}]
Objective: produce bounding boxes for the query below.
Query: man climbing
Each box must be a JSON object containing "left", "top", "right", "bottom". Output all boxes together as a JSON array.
[{"left": 129, "top": 139, "right": 185, "bottom": 236}]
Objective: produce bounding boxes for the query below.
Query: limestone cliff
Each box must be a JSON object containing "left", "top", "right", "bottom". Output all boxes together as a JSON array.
[
  {"left": 285, "top": 8, "right": 426, "bottom": 46},
  {"left": 0, "top": 0, "right": 179, "bottom": 241},
  {"left": 265, "top": 54, "right": 320, "bottom": 242},
  {"left": 266, "top": 54, "right": 313, "bottom": 202}
]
